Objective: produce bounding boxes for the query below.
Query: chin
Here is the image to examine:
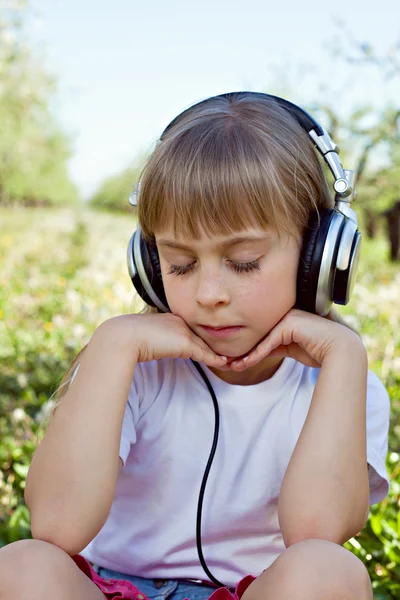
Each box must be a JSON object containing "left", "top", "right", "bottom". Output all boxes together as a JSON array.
[{"left": 210, "top": 341, "right": 258, "bottom": 360}]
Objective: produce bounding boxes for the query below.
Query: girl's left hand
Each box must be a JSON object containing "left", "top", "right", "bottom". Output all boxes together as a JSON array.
[{"left": 228, "top": 308, "right": 366, "bottom": 370}]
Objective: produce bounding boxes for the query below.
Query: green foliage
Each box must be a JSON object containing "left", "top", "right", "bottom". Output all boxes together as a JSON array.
[
  {"left": 340, "top": 234, "right": 400, "bottom": 598},
  {"left": 0, "top": 1, "right": 79, "bottom": 206},
  {"left": 88, "top": 161, "right": 145, "bottom": 213},
  {"left": 1, "top": 208, "right": 399, "bottom": 598}
]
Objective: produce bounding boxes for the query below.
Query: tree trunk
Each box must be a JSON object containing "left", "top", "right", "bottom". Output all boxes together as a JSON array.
[{"left": 383, "top": 201, "right": 400, "bottom": 262}]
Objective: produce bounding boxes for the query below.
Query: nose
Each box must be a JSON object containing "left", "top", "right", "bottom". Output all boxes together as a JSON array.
[{"left": 195, "top": 266, "right": 230, "bottom": 308}]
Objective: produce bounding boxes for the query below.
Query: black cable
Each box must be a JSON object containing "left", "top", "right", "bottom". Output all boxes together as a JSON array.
[{"left": 190, "top": 360, "right": 226, "bottom": 588}]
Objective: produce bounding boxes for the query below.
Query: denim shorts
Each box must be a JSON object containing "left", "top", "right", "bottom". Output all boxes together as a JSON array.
[
  {"left": 72, "top": 554, "right": 255, "bottom": 600},
  {"left": 95, "top": 566, "right": 215, "bottom": 600}
]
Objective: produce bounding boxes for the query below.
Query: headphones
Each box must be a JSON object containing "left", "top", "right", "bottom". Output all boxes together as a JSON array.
[{"left": 127, "top": 92, "right": 361, "bottom": 317}]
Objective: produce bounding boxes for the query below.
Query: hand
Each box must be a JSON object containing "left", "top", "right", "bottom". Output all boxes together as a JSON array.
[
  {"left": 100, "top": 313, "right": 228, "bottom": 369},
  {"left": 228, "top": 308, "right": 366, "bottom": 370}
]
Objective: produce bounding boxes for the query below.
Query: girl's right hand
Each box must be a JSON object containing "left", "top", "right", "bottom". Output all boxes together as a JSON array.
[{"left": 99, "top": 313, "right": 228, "bottom": 369}]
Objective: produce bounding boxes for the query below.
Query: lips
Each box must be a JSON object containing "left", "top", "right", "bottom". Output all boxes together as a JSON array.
[
  {"left": 198, "top": 324, "right": 244, "bottom": 339},
  {"left": 199, "top": 324, "right": 241, "bottom": 329}
]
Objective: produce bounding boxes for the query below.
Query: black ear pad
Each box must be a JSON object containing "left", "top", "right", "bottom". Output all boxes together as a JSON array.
[
  {"left": 128, "top": 231, "right": 154, "bottom": 307},
  {"left": 127, "top": 230, "right": 169, "bottom": 311},
  {"left": 296, "top": 209, "right": 335, "bottom": 314},
  {"left": 145, "top": 239, "right": 170, "bottom": 310}
]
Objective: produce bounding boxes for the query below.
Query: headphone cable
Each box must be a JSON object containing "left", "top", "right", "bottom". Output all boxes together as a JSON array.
[{"left": 190, "top": 360, "right": 226, "bottom": 588}]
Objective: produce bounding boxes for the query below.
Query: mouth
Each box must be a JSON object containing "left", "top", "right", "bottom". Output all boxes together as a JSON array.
[{"left": 198, "top": 324, "right": 244, "bottom": 339}]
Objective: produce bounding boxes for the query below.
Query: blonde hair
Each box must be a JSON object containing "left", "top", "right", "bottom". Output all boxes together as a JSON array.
[
  {"left": 138, "top": 93, "right": 330, "bottom": 241},
  {"left": 46, "top": 92, "right": 360, "bottom": 424}
]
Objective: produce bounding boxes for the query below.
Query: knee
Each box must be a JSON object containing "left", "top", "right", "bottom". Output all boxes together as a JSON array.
[
  {"left": 243, "top": 539, "right": 372, "bottom": 600},
  {"left": 283, "top": 539, "right": 372, "bottom": 599},
  {"left": 0, "top": 539, "right": 72, "bottom": 596}
]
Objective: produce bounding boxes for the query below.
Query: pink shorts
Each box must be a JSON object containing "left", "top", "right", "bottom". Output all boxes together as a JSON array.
[{"left": 72, "top": 554, "right": 256, "bottom": 600}]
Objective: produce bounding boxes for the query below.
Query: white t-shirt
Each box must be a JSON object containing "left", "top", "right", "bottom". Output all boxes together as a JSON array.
[{"left": 81, "top": 356, "right": 390, "bottom": 587}]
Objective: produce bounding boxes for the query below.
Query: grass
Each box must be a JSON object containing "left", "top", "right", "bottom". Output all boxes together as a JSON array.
[{"left": 0, "top": 206, "right": 399, "bottom": 597}]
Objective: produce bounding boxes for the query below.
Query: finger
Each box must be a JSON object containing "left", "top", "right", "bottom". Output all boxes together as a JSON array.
[
  {"left": 229, "top": 328, "right": 286, "bottom": 370},
  {"left": 231, "top": 336, "right": 276, "bottom": 369},
  {"left": 227, "top": 345, "right": 281, "bottom": 371},
  {"left": 191, "top": 339, "right": 228, "bottom": 367}
]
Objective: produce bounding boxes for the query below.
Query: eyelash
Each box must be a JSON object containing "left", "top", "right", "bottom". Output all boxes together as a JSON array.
[{"left": 167, "top": 259, "right": 260, "bottom": 276}]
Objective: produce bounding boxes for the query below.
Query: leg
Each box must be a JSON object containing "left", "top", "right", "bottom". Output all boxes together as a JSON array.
[
  {"left": 0, "top": 539, "right": 107, "bottom": 600},
  {"left": 241, "top": 539, "right": 373, "bottom": 600}
]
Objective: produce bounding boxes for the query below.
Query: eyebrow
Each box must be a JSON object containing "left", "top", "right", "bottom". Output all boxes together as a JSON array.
[{"left": 157, "top": 235, "right": 273, "bottom": 251}]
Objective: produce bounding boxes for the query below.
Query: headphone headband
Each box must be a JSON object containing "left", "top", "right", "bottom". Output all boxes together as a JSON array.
[{"left": 160, "top": 92, "right": 324, "bottom": 139}]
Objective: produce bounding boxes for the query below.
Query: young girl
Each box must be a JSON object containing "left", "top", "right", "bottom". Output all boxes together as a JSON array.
[{"left": 0, "top": 92, "right": 390, "bottom": 600}]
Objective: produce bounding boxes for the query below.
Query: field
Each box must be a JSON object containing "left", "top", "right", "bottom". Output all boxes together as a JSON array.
[{"left": 1, "top": 207, "right": 400, "bottom": 597}]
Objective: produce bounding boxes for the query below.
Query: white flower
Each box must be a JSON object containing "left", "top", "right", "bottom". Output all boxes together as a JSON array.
[
  {"left": 12, "top": 408, "right": 26, "bottom": 422},
  {"left": 17, "top": 374, "right": 28, "bottom": 388},
  {"left": 72, "top": 324, "right": 86, "bottom": 338},
  {"left": 53, "top": 315, "right": 66, "bottom": 327}
]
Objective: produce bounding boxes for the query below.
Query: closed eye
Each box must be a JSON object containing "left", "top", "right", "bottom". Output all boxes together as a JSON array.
[
  {"left": 167, "top": 260, "right": 260, "bottom": 276},
  {"left": 228, "top": 259, "right": 260, "bottom": 273},
  {"left": 167, "top": 262, "right": 195, "bottom": 276}
]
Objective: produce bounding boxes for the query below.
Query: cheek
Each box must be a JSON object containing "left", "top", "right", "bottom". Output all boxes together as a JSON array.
[
  {"left": 159, "top": 260, "right": 185, "bottom": 313},
  {"left": 241, "top": 257, "right": 298, "bottom": 314},
  {"left": 162, "top": 276, "right": 194, "bottom": 317}
]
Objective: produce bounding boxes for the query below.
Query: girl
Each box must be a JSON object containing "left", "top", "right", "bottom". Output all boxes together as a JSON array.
[{"left": 0, "top": 92, "right": 390, "bottom": 600}]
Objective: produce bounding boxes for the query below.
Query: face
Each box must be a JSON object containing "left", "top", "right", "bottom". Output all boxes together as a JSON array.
[{"left": 155, "top": 224, "right": 302, "bottom": 382}]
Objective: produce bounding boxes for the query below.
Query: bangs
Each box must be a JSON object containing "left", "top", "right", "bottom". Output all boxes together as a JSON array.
[{"left": 138, "top": 100, "right": 326, "bottom": 241}]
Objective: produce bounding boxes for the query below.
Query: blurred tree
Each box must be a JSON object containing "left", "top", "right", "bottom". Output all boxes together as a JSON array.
[
  {"left": 383, "top": 200, "right": 400, "bottom": 261},
  {"left": 321, "top": 29, "right": 400, "bottom": 259},
  {"left": 88, "top": 158, "right": 145, "bottom": 213},
  {"left": 0, "top": 0, "right": 78, "bottom": 206}
]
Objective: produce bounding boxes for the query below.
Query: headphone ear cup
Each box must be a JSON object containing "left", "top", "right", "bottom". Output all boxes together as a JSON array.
[
  {"left": 332, "top": 222, "right": 362, "bottom": 306},
  {"left": 127, "top": 230, "right": 170, "bottom": 312},
  {"left": 296, "top": 209, "right": 336, "bottom": 315}
]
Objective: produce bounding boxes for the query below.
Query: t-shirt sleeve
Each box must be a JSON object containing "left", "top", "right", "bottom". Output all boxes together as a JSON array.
[
  {"left": 366, "top": 369, "right": 390, "bottom": 505},
  {"left": 119, "top": 375, "right": 141, "bottom": 466}
]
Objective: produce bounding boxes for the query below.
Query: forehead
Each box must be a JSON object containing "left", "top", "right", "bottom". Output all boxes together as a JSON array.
[{"left": 155, "top": 225, "right": 295, "bottom": 251}]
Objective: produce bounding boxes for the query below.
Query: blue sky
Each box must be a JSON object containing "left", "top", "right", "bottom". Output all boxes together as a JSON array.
[{"left": 28, "top": 0, "right": 399, "bottom": 200}]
